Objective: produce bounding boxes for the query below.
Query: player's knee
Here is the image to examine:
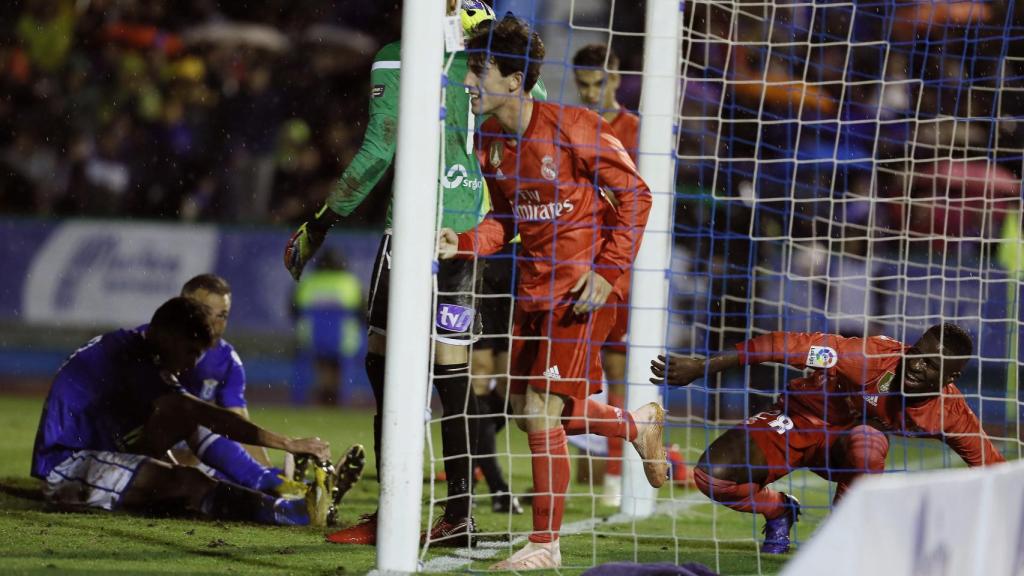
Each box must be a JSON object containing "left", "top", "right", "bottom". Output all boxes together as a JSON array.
[{"left": 845, "top": 425, "right": 888, "bottom": 472}]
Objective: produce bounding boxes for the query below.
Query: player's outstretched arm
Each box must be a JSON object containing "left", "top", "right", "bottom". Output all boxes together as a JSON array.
[
  {"left": 650, "top": 351, "right": 739, "bottom": 387},
  {"left": 284, "top": 46, "right": 401, "bottom": 281},
  {"left": 178, "top": 393, "right": 331, "bottom": 462}
]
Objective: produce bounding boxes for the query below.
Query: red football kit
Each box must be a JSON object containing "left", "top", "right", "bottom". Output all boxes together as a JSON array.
[
  {"left": 602, "top": 109, "right": 640, "bottom": 352},
  {"left": 735, "top": 331, "right": 1005, "bottom": 484},
  {"left": 457, "top": 101, "right": 651, "bottom": 399}
]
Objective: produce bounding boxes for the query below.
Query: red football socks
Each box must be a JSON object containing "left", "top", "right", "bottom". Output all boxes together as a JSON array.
[
  {"left": 560, "top": 398, "right": 638, "bottom": 441},
  {"left": 527, "top": 427, "right": 570, "bottom": 544},
  {"left": 606, "top": 392, "right": 625, "bottom": 475},
  {"left": 692, "top": 466, "right": 788, "bottom": 520}
]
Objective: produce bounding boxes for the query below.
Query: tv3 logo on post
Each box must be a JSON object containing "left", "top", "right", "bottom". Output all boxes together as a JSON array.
[{"left": 436, "top": 304, "right": 475, "bottom": 333}]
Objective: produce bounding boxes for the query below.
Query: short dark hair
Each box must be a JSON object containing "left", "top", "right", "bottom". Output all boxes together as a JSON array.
[
  {"left": 150, "top": 297, "right": 214, "bottom": 347},
  {"left": 924, "top": 323, "right": 973, "bottom": 358},
  {"left": 573, "top": 44, "right": 619, "bottom": 71},
  {"left": 467, "top": 14, "right": 545, "bottom": 92},
  {"left": 181, "top": 273, "right": 231, "bottom": 297}
]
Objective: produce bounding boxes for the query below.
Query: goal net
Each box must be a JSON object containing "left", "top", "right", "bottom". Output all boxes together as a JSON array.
[{"left": 412, "top": 0, "right": 1023, "bottom": 573}]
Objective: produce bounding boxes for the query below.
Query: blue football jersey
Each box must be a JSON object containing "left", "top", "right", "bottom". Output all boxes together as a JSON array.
[
  {"left": 137, "top": 324, "right": 247, "bottom": 409},
  {"left": 31, "top": 329, "right": 182, "bottom": 479},
  {"left": 179, "top": 339, "right": 247, "bottom": 409}
]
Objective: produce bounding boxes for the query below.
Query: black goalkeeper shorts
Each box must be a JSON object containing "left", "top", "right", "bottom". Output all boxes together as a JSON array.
[
  {"left": 475, "top": 243, "right": 517, "bottom": 352},
  {"left": 367, "top": 232, "right": 482, "bottom": 345}
]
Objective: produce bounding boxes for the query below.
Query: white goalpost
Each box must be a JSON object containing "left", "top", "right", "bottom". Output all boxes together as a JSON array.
[
  {"left": 376, "top": 0, "right": 444, "bottom": 572},
  {"left": 622, "top": 0, "right": 682, "bottom": 518}
]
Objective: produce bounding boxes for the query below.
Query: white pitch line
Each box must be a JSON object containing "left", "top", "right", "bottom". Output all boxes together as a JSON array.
[{"left": 416, "top": 498, "right": 702, "bottom": 573}]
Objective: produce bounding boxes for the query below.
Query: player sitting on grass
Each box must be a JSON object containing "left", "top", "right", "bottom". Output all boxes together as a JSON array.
[
  {"left": 650, "top": 323, "right": 1006, "bottom": 554},
  {"left": 31, "top": 297, "right": 335, "bottom": 526},
  {"left": 157, "top": 274, "right": 364, "bottom": 504},
  {"left": 439, "top": 16, "right": 667, "bottom": 569}
]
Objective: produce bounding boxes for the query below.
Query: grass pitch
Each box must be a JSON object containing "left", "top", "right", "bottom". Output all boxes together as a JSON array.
[{"left": 0, "top": 395, "right": 820, "bottom": 575}]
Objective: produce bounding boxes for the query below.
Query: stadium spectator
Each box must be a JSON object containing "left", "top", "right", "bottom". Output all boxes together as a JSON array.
[
  {"left": 651, "top": 323, "right": 1006, "bottom": 554},
  {"left": 30, "top": 296, "right": 336, "bottom": 526}
]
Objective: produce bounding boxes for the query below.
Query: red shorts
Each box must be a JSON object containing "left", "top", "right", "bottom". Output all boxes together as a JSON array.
[
  {"left": 744, "top": 408, "right": 841, "bottom": 485},
  {"left": 602, "top": 292, "right": 629, "bottom": 353},
  {"left": 509, "top": 303, "right": 616, "bottom": 399}
]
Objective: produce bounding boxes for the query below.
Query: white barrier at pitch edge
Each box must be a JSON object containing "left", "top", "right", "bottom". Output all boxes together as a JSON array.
[{"left": 783, "top": 460, "right": 1024, "bottom": 576}]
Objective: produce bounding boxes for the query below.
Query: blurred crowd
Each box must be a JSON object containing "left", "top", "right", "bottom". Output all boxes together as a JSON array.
[
  {"left": 1, "top": 0, "right": 1021, "bottom": 242},
  {"left": 0, "top": 0, "right": 400, "bottom": 225}
]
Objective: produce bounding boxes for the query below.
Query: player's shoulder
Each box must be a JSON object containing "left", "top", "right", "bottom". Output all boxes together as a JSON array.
[
  {"left": 614, "top": 109, "right": 640, "bottom": 127},
  {"left": 864, "top": 334, "right": 907, "bottom": 353},
  {"left": 206, "top": 338, "right": 244, "bottom": 366},
  {"left": 478, "top": 116, "right": 504, "bottom": 142},
  {"left": 373, "top": 41, "right": 402, "bottom": 68},
  {"left": 550, "top": 103, "right": 604, "bottom": 141}
]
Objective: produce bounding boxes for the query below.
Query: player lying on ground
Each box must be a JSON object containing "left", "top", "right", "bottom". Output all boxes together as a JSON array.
[
  {"left": 31, "top": 297, "right": 337, "bottom": 527},
  {"left": 438, "top": 16, "right": 667, "bottom": 569},
  {"left": 155, "top": 274, "right": 364, "bottom": 503},
  {"left": 284, "top": 0, "right": 508, "bottom": 547},
  {"left": 650, "top": 323, "right": 1006, "bottom": 554},
  {"left": 572, "top": 43, "right": 640, "bottom": 507}
]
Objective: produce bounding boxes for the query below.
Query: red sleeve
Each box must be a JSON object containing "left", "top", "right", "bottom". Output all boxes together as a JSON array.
[
  {"left": 571, "top": 112, "right": 652, "bottom": 286},
  {"left": 735, "top": 332, "right": 842, "bottom": 368},
  {"left": 455, "top": 175, "right": 514, "bottom": 258},
  {"left": 940, "top": 394, "right": 1006, "bottom": 467}
]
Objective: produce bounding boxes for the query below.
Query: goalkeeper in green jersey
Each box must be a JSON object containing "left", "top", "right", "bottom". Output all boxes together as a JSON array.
[{"left": 285, "top": 0, "right": 543, "bottom": 547}]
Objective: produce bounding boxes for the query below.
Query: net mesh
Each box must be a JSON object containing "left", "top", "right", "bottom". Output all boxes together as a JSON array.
[{"left": 418, "top": 1, "right": 1023, "bottom": 572}]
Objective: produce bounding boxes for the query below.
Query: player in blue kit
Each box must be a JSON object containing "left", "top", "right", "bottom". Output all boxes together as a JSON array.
[
  {"left": 32, "top": 297, "right": 334, "bottom": 526},
  {"left": 161, "top": 275, "right": 365, "bottom": 502}
]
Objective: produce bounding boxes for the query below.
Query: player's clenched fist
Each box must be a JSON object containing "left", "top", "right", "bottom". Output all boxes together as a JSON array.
[
  {"left": 284, "top": 206, "right": 341, "bottom": 281},
  {"left": 650, "top": 354, "right": 707, "bottom": 386},
  {"left": 437, "top": 227, "right": 459, "bottom": 260},
  {"left": 286, "top": 436, "right": 331, "bottom": 464}
]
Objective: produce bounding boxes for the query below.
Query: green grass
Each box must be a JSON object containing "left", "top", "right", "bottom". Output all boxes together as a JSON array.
[{"left": 0, "top": 396, "right": 817, "bottom": 575}]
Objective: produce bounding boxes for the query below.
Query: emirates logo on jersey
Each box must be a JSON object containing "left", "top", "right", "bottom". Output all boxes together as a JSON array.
[
  {"left": 540, "top": 155, "right": 557, "bottom": 181},
  {"left": 515, "top": 189, "right": 574, "bottom": 221}
]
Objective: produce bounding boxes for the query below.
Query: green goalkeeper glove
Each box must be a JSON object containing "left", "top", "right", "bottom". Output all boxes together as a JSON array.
[{"left": 284, "top": 205, "right": 341, "bottom": 281}]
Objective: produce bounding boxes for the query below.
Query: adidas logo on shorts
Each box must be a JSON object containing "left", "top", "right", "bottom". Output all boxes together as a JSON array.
[{"left": 543, "top": 365, "right": 562, "bottom": 379}]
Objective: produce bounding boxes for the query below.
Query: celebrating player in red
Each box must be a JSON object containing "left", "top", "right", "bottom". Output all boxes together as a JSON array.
[
  {"left": 573, "top": 43, "right": 641, "bottom": 506},
  {"left": 650, "top": 323, "right": 1006, "bottom": 554},
  {"left": 439, "top": 16, "right": 667, "bottom": 570}
]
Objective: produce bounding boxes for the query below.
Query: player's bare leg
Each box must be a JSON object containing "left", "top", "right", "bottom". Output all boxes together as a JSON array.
[
  {"left": 600, "top": 349, "right": 627, "bottom": 506},
  {"left": 693, "top": 427, "right": 799, "bottom": 553},
  {"left": 492, "top": 388, "right": 566, "bottom": 569}
]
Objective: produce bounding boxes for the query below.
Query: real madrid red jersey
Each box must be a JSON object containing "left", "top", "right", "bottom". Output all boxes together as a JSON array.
[
  {"left": 603, "top": 109, "right": 640, "bottom": 297},
  {"left": 736, "top": 331, "right": 1005, "bottom": 466},
  {"left": 457, "top": 100, "right": 651, "bottom": 311}
]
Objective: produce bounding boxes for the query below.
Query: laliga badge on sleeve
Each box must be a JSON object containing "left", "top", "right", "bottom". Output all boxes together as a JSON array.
[
  {"left": 806, "top": 346, "right": 838, "bottom": 369},
  {"left": 444, "top": 15, "right": 465, "bottom": 52}
]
